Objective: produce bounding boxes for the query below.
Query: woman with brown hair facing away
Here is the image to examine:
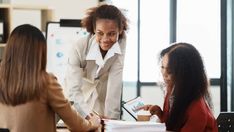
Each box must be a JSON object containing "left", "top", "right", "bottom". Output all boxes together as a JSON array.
[
  {"left": 138, "top": 43, "right": 218, "bottom": 132},
  {"left": 0, "top": 24, "right": 100, "bottom": 132}
]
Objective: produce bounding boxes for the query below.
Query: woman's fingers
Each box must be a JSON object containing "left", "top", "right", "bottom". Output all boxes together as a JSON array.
[
  {"left": 136, "top": 105, "right": 152, "bottom": 111},
  {"left": 149, "top": 105, "right": 161, "bottom": 115}
]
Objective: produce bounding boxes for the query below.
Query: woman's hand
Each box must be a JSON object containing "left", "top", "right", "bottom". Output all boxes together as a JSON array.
[
  {"left": 88, "top": 113, "right": 101, "bottom": 131},
  {"left": 137, "top": 105, "right": 153, "bottom": 111},
  {"left": 137, "top": 105, "right": 162, "bottom": 117}
]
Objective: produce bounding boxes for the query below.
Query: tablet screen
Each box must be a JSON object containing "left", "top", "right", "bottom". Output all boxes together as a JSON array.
[{"left": 122, "top": 97, "right": 145, "bottom": 120}]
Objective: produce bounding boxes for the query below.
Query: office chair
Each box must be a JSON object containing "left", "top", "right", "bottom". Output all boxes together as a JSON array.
[
  {"left": 0, "top": 128, "right": 9, "bottom": 132},
  {"left": 217, "top": 112, "right": 234, "bottom": 132}
]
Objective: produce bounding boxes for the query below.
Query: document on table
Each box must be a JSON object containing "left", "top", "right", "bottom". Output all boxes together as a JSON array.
[{"left": 102, "top": 119, "right": 166, "bottom": 132}]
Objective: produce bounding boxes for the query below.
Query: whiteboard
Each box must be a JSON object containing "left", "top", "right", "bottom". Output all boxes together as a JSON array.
[{"left": 46, "top": 21, "right": 88, "bottom": 96}]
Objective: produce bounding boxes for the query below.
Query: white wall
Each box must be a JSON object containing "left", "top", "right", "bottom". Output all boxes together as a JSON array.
[
  {"left": 11, "top": 0, "right": 98, "bottom": 23},
  {"left": 47, "top": 0, "right": 99, "bottom": 20}
]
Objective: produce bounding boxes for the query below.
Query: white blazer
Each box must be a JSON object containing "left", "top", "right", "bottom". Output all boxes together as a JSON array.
[{"left": 65, "top": 34, "right": 126, "bottom": 119}]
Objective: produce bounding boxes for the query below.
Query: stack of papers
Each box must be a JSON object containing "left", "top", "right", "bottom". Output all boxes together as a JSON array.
[{"left": 102, "top": 119, "right": 166, "bottom": 132}]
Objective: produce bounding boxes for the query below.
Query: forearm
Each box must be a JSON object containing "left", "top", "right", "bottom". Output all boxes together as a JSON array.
[
  {"left": 105, "top": 72, "right": 122, "bottom": 119},
  {"left": 104, "top": 83, "right": 122, "bottom": 119},
  {"left": 66, "top": 63, "right": 90, "bottom": 117},
  {"left": 48, "top": 76, "right": 94, "bottom": 131},
  {"left": 155, "top": 108, "right": 164, "bottom": 122}
]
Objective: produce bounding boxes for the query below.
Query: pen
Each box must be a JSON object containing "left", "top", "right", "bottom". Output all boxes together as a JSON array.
[{"left": 92, "top": 110, "right": 100, "bottom": 117}]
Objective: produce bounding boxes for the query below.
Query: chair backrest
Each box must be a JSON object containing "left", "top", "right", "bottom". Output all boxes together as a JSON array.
[
  {"left": 0, "top": 128, "right": 9, "bottom": 132},
  {"left": 217, "top": 112, "right": 234, "bottom": 132}
]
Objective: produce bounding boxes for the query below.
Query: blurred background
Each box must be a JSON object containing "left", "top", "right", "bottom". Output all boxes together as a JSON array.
[{"left": 1, "top": 0, "right": 234, "bottom": 121}]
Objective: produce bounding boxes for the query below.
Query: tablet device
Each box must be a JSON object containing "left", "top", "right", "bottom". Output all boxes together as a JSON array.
[{"left": 122, "top": 97, "right": 145, "bottom": 120}]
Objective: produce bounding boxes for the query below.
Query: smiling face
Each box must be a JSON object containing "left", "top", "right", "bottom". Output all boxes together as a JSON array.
[{"left": 94, "top": 19, "right": 121, "bottom": 51}]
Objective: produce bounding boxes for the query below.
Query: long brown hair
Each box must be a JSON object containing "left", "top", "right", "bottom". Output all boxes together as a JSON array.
[
  {"left": 0, "top": 24, "right": 48, "bottom": 106},
  {"left": 160, "top": 43, "right": 212, "bottom": 131}
]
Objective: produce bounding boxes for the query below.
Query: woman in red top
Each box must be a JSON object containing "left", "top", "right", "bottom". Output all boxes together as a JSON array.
[{"left": 139, "top": 43, "right": 218, "bottom": 132}]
